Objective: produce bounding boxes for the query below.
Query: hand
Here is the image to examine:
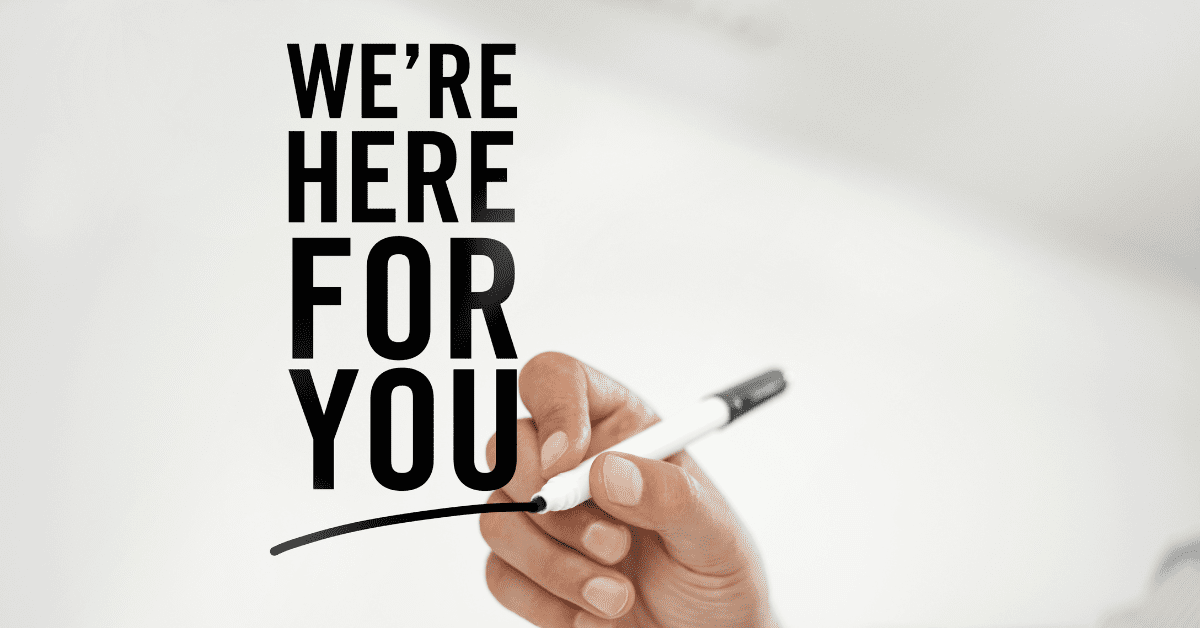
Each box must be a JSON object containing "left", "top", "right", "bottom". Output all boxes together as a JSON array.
[{"left": 480, "top": 352, "right": 778, "bottom": 628}]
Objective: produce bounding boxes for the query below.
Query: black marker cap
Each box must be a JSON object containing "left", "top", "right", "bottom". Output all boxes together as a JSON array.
[{"left": 714, "top": 369, "right": 787, "bottom": 423}]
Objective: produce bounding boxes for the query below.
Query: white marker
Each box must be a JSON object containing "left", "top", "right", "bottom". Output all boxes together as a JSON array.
[{"left": 530, "top": 369, "right": 787, "bottom": 513}]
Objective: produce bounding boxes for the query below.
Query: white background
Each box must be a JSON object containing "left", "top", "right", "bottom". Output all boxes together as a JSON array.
[{"left": 1, "top": 1, "right": 1198, "bottom": 627}]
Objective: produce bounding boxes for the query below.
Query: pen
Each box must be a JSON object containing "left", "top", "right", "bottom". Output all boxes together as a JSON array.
[{"left": 531, "top": 369, "right": 788, "bottom": 513}]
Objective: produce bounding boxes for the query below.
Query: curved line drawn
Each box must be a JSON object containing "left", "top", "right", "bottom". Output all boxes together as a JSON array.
[{"left": 270, "top": 500, "right": 542, "bottom": 556}]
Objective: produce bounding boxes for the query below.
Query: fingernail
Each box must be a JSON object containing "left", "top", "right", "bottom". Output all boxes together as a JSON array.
[
  {"left": 601, "top": 455, "right": 643, "bottom": 506},
  {"left": 581, "top": 576, "right": 628, "bottom": 617},
  {"left": 581, "top": 521, "right": 628, "bottom": 564},
  {"left": 541, "top": 431, "right": 568, "bottom": 470},
  {"left": 574, "top": 611, "right": 615, "bottom": 628}
]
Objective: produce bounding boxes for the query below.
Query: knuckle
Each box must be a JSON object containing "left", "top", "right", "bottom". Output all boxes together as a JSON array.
[
  {"left": 478, "top": 511, "right": 504, "bottom": 544},
  {"left": 612, "top": 406, "right": 659, "bottom": 441},
  {"left": 523, "top": 351, "right": 574, "bottom": 373},
  {"left": 660, "top": 465, "right": 702, "bottom": 520},
  {"left": 520, "top": 353, "right": 585, "bottom": 402},
  {"left": 519, "top": 352, "right": 575, "bottom": 384},
  {"left": 484, "top": 554, "right": 510, "bottom": 599},
  {"left": 484, "top": 553, "right": 501, "bottom": 587},
  {"left": 535, "top": 397, "right": 580, "bottom": 425}
]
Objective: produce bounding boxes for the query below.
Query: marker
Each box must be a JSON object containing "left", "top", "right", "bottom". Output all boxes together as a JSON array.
[{"left": 531, "top": 369, "right": 787, "bottom": 514}]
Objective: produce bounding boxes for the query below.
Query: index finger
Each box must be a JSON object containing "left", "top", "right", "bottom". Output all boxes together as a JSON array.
[{"left": 519, "top": 352, "right": 656, "bottom": 479}]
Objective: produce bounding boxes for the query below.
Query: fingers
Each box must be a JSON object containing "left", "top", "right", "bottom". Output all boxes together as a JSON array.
[
  {"left": 519, "top": 352, "right": 657, "bottom": 479},
  {"left": 534, "top": 501, "right": 632, "bottom": 566},
  {"left": 485, "top": 553, "right": 616, "bottom": 628},
  {"left": 480, "top": 492, "right": 636, "bottom": 620},
  {"left": 485, "top": 419, "right": 545, "bottom": 502},
  {"left": 520, "top": 353, "right": 590, "bottom": 477},
  {"left": 589, "top": 451, "right": 745, "bottom": 576},
  {"left": 487, "top": 420, "right": 634, "bottom": 564}
]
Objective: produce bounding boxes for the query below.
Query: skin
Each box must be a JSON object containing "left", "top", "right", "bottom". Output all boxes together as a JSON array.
[{"left": 480, "top": 352, "right": 779, "bottom": 628}]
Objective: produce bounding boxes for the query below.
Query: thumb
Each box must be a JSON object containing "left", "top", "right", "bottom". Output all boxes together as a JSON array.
[{"left": 589, "top": 451, "right": 746, "bottom": 576}]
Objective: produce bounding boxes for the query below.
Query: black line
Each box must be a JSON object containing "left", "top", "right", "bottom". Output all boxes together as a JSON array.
[{"left": 269, "top": 501, "right": 540, "bottom": 556}]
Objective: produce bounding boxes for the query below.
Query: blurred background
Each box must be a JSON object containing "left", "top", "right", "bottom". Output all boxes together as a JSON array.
[{"left": 1, "top": 1, "right": 1197, "bottom": 627}]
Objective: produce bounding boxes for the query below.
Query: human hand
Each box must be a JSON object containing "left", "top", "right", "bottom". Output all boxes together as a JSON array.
[{"left": 480, "top": 352, "right": 778, "bottom": 628}]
